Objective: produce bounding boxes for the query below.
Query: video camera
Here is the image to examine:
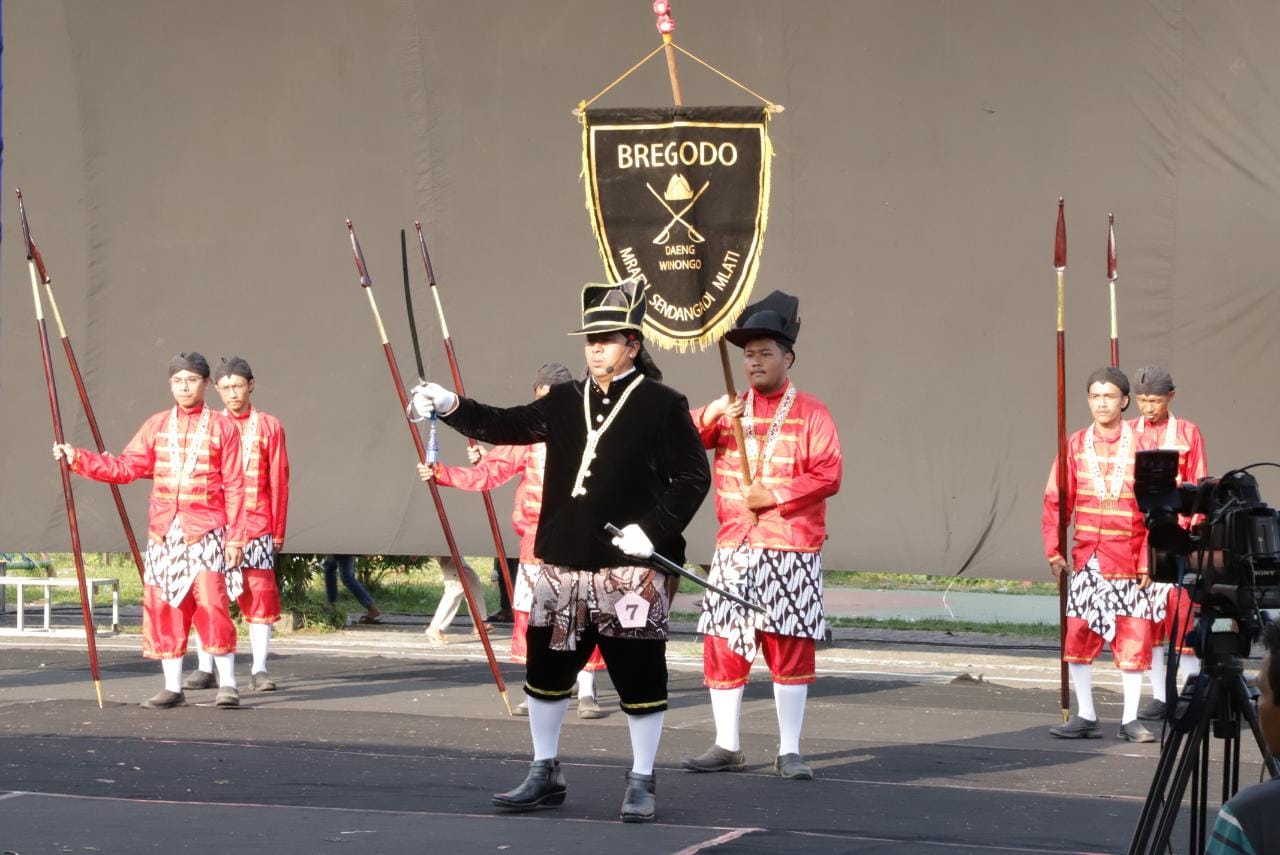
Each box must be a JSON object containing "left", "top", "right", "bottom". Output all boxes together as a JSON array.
[{"left": 1134, "top": 450, "right": 1280, "bottom": 615}]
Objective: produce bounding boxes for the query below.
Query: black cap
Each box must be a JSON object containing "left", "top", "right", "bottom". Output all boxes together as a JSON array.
[{"left": 724, "top": 290, "right": 801, "bottom": 350}]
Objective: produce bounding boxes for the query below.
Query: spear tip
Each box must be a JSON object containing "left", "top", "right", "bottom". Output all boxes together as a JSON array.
[
  {"left": 15, "top": 187, "right": 23, "bottom": 200},
  {"left": 414, "top": 220, "right": 423, "bottom": 231},
  {"left": 345, "top": 218, "right": 354, "bottom": 229},
  {"left": 1053, "top": 197, "right": 1068, "bottom": 271}
]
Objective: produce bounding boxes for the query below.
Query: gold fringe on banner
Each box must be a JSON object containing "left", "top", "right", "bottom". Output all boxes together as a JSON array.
[{"left": 580, "top": 107, "right": 774, "bottom": 353}]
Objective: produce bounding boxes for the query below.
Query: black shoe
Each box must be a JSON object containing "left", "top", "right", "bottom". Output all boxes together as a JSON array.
[
  {"left": 577, "top": 694, "right": 606, "bottom": 719},
  {"left": 773, "top": 753, "right": 814, "bottom": 780},
  {"left": 141, "top": 689, "right": 187, "bottom": 710},
  {"left": 491, "top": 759, "right": 566, "bottom": 811},
  {"left": 1137, "top": 699, "right": 1167, "bottom": 721},
  {"left": 251, "top": 672, "right": 277, "bottom": 692},
  {"left": 181, "top": 670, "right": 216, "bottom": 690},
  {"left": 681, "top": 745, "right": 747, "bottom": 773},
  {"left": 512, "top": 700, "right": 529, "bottom": 717},
  {"left": 486, "top": 609, "right": 515, "bottom": 624},
  {"left": 620, "top": 771, "right": 656, "bottom": 823},
  {"left": 215, "top": 686, "right": 241, "bottom": 709},
  {"left": 1049, "top": 715, "right": 1102, "bottom": 739},
  {"left": 1119, "top": 720, "right": 1156, "bottom": 743}
]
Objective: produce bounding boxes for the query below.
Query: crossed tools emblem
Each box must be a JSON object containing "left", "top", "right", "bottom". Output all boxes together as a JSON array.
[{"left": 646, "top": 173, "right": 709, "bottom": 245}]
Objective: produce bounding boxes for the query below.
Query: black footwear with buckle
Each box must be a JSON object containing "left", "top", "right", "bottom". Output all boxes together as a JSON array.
[
  {"left": 181, "top": 670, "right": 216, "bottom": 690},
  {"left": 215, "top": 686, "right": 241, "bottom": 709},
  {"left": 1137, "top": 699, "right": 1167, "bottom": 721},
  {"left": 251, "top": 672, "right": 277, "bottom": 692},
  {"left": 681, "top": 745, "right": 747, "bottom": 773},
  {"left": 1049, "top": 715, "right": 1102, "bottom": 739},
  {"left": 577, "top": 694, "right": 605, "bottom": 719},
  {"left": 141, "top": 689, "right": 187, "bottom": 710},
  {"left": 773, "top": 753, "right": 814, "bottom": 780},
  {"left": 620, "top": 771, "right": 656, "bottom": 823},
  {"left": 491, "top": 759, "right": 567, "bottom": 811},
  {"left": 1118, "top": 720, "right": 1156, "bottom": 743}
]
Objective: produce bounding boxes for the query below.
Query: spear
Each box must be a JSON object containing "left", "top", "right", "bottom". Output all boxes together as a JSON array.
[
  {"left": 1107, "top": 213, "right": 1119, "bottom": 369},
  {"left": 413, "top": 221, "right": 516, "bottom": 602},
  {"left": 18, "top": 189, "right": 104, "bottom": 708},
  {"left": 16, "top": 190, "right": 145, "bottom": 582},
  {"left": 346, "top": 220, "right": 512, "bottom": 715},
  {"left": 652, "top": 1, "right": 754, "bottom": 490},
  {"left": 1054, "top": 197, "right": 1070, "bottom": 724}
]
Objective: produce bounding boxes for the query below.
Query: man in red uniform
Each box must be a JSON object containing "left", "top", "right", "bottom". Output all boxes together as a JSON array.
[
  {"left": 680, "top": 292, "right": 843, "bottom": 781},
  {"left": 185, "top": 357, "right": 290, "bottom": 693},
  {"left": 1130, "top": 365, "right": 1206, "bottom": 721},
  {"left": 1043, "top": 366, "right": 1158, "bottom": 742},
  {"left": 418, "top": 362, "right": 607, "bottom": 718},
  {"left": 53, "top": 352, "right": 247, "bottom": 709}
]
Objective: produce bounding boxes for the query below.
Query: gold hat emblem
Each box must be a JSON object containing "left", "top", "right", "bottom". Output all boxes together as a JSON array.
[{"left": 663, "top": 173, "right": 694, "bottom": 202}]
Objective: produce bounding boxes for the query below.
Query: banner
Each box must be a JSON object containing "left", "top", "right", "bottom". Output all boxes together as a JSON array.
[{"left": 582, "top": 106, "right": 772, "bottom": 351}]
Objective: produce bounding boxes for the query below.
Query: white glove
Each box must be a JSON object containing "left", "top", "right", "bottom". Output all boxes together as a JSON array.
[
  {"left": 407, "top": 382, "right": 458, "bottom": 422},
  {"left": 611, "top": 523, "right": 654, "bottom": 559}
]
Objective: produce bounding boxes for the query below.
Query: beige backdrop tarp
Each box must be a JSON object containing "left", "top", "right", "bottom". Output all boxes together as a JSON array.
[{"left": 3, "top": 1, "right": 1279, "bottom": 579}]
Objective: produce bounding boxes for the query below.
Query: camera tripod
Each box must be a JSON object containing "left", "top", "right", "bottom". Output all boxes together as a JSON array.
[{"left": 1127, "top": 629, "right": 1280, "bottom": 854}]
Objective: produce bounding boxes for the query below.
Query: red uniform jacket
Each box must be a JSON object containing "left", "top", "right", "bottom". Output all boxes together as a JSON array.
[
  {"left": 691, "top": 382, "right": 842, "bottom": 552},
  {"left": 434, "top": 444, "right": 545, "bottom": 563},
  {"left": 224, "top": 408, "right": 289, "bottom": 545},
  {"left": 72, "top": 402, "right": 247, "bottom": 547},
  {"left": 1042, "top": 424, "right": 1148, "bottom": 580},
  {"left": 1133, "top": 413, "right": 1206, "bottom": 528}
]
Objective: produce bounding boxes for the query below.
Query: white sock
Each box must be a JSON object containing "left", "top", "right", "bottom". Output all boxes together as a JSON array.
[
  {"left": 249, "top": 623, "right": 271, "bottom": 674},
  {"left": 576, "top": 670, "right": 595, "bottom": 699},
  {"left": 709, "top": 686, "right": 744, "bottom": 752},
  {"left": 627, "top": 711, "right": 665, "bottom": 775},
  {"left": 194, "top": 635, "right": 213, "bottom": 673},
  {"left": 774, "top": 683, "right": 808, "bottom": 756},
  {"left": 161, "top": 658, "right": 183, "bottom": 693},
  {"left": 1121, "top": 670, "right": 1144, "bottom": 723},
  {"left": 1068, "top": 663, "right": 1097, "bottom": 721},
  {"left": 1180, "top": 654, "right": 1201, "bottom": 685},
  {"left": 213, "top": 653, "right": 237, "bottom": 689},
  {"left": 528, "top": 697, "right": 570, "bottom": 761},
  {"left": 1148, "top": 647, "right": 1167, "bottom": 702}
]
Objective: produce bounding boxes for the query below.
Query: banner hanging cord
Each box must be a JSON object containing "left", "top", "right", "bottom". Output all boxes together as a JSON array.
[{"left": 575, "top": 40, "right": 781, "bottom": 118}]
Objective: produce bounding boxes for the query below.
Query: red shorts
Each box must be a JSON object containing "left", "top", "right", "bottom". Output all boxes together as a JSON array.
[
  {"left": 1153, "top": 587, "right": 1195, "bottom": 654},
  {"left": 703, "top": 632, "right": 816, "bottom": 688},
  {"left": 236, "top": 568, "right": 281, "bottom": 624},
  {"left": 1064, "top": 615, "right": 1153, "bottom": 671},
  {"left": 511, "top": 609, "right": 604, "bottom": 670},
  {"left": 142, "top": 571, "right": 236, "bottom": 660}
]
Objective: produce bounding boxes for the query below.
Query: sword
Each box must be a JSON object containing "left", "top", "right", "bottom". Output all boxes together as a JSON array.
[
  {"left": 604, "top": 523, "right": 764, "bottom": 614},
  {"left": 646, "top": 181, "right": 709, "bottom": 244}
]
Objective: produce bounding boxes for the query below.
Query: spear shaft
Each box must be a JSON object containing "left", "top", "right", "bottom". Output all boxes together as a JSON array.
[
  {"left": 1107, "top": 213, "right": 1119, "bottom": 369},
  {"left": 18, "top": 190, "right": 104, "bottom": 708},
  {"left": 18, "top": 192, "right": 145, "bottom": 582},
  {"left": 414, "top": 222, "right": 516, "bottom": 602},
  {"left": 347, "top": 220, "right": 511, "bottom": 714},
  {"left": 1054, "top": 198, "right": 1070, "bottom": 724}
]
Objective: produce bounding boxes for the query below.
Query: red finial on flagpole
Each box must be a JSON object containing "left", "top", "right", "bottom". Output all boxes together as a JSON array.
[
  {"left": 654, "top": 0, "right": 675, "bottom": 35},
  {"left": 1107, "top": 212, "right": 1117, "bottom": 282},
  {"left": 1054, "top": 197, "right": 1067, "bottom": 271}
]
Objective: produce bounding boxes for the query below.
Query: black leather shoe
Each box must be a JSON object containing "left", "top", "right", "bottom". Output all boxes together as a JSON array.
[
  {"left": 773, "top": 753, "right": 814, "bottom": 780},
  {"left": 141, "top": 689, "right": 187, "bottom": 710},
  {"left": 215, "top": 686, "right": 241, "bottom": 709},
  {"left": 1049, "top": 715, "right": 1102, "bottom": 739},
  {"left": 681, "top": 745, "right": 746, "bottom": 772},
  {"left": 251, "top": 672, "right": 277, "bottom": 692},
  {"left": 491, "top": 759, "right": 566, "bottom": 811},
  {"left": 181, "top": 670, "right": 216, "bottom": 690},
  {"left": 1119, "top": 720, "right": 1156, "bottom": 743},
  {"left": 1137, "top": 699, "right": 1167, "bottom": 721},
  {"left": 620, "top": 771, "right": 656, "bottom": 822}
]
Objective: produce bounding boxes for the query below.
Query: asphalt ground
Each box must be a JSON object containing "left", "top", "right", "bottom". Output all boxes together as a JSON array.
[{"left": 0, "top": 618, "right": 1266, "bottom": 854}]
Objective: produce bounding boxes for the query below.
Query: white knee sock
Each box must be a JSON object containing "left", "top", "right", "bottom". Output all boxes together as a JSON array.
[
  {"left": 1180, "top": 654, "right": 1201, "bottom": 684},
  {"left": 576, "top": 670, "right": 595, "bottom": 699},
  {"left": 1121, "top": 670, "right": 1144, "bottom": 723},
  {"left": 194, "top": 634, "right": 213, "bottom": 673},
  {"left": 1068, "top": 663, "right": 1096, "bottom": 721},
  {"left": 774, "top": 683, "right": 807, "bottom": 756},
  {"left": 161, "top": 658, "right": 183, "bottom": 693},
  {"left": 710, "top": 686, "right": 744, "bottom": 752},
  {"left": 1148, "top": 647, "right": 1167, "bottom": 702},
  {"left": 213, "top": 653, "right": 236, "bottom": 689},
  {"left": 627, "top": 711, "right": 665, "bottom": 775},
  {"left": 528, "top": 697, "right": 570, "bottom": 761},
  {"left": 249, "top": 623, "right": 271, "bottom": 674}
]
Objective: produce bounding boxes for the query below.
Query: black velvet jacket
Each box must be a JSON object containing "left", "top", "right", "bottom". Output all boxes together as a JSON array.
[{"left": 441, "top": 370, "right": 711, "bottom": 569}]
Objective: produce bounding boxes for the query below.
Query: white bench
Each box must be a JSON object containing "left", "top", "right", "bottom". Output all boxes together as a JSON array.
[{"left": 0, "top": 575, "right": 120, "bottom": 633}]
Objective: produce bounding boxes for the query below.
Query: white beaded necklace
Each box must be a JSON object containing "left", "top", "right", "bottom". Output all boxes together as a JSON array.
[
  {"left": 570, "top": 375, "right": 644, "bottom": 498},
  {"left": 1084, "top": 420, "right": 1133, "bottom": 509},
  {"left": 744, "top": 383, "right": 797, "bottom": 481},
  {"left": 165, "top": 405, "right": 211, "bottom": 480},
  {"left": 1137, "top": 414, "right": 1178, "bottom": 450},
  {"left": 226, "top": 407, "right": 260, "bottom": 477}
]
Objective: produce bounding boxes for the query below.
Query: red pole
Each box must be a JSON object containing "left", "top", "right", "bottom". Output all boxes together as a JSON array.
[
  {"left": 347, "top": 220, "right": 512, "bottom": 715},
  {"left": 1054, "top": 197, "right": 1070, "bottom": 723},
  {"left": 414, "top": 222, "right": 515, "bottom": 602},
  {"left": 18, "top": 189, "right": 105, "bottom": 708}
]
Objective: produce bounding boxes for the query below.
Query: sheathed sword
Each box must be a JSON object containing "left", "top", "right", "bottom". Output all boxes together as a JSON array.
[{"left": 604, "top": 523, "right": 764, "bottom": 614}]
